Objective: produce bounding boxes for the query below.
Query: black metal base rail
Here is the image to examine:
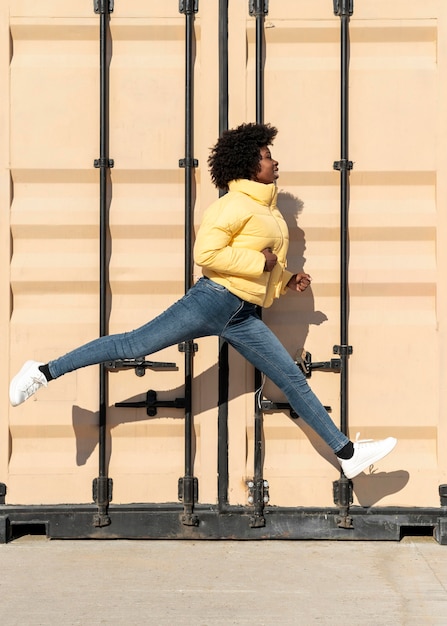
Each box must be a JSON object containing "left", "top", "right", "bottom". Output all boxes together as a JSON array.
[{"left": 0, "top": 505, "right": 445, "bottom": 544}]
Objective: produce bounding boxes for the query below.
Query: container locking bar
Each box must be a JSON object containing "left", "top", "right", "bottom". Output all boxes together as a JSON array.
[
  {"left": 105, "top": 359, "right": 178, "bottom": 377},
  {"left": 93, "top": 0, "right": 114, "bottom": 529},
  {"left": 115, "top": 390, "right": 185, "bottom": 417},
  {"left": 250, "top": 0, "right": 269, "bottom": 529},
  {"left": 333, "top": 0, "right": 355, "bottom": 530},
  {"left": 179, "top": 0, "right": 199, "bottom": 529},
  {"left": 217, "top": 0, "right": 230, "bottom": 512},
  {"left": 260, "top": 401, "right": 332, "bottom": 419}
]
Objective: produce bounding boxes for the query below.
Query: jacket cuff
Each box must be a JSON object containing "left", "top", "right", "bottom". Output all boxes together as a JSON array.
[{"left": 281, "top": 270, "right": 294, "bottom": 294}]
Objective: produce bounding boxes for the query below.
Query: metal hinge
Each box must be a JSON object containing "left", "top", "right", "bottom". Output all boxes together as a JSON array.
[
  {"left": 94, "top": 0, "right": 114, "bottom": 14},
  {"left": 333, "top": 0, "right": 353, "bottom": 17},
  {"left": 249, "top": 0, "right": 269, "bottom": 16}
]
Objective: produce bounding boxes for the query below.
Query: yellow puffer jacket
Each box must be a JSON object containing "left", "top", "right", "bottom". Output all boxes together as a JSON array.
[{"left": 194, "top": 179, "right": 293, "bottom": 308}]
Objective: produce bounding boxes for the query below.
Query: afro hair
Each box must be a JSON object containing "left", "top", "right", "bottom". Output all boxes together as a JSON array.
[{"left": 208, "top": 122, "right": 278, "bottom": 190}]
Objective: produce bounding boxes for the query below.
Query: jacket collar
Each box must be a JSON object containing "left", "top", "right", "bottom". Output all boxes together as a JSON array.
[{"left": 228, "top": 179, "right": 278, "bottom": 207}]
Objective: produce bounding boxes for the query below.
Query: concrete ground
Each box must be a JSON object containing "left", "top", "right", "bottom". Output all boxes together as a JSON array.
[{"left": 0, "top": 535, "right": 446, "bottom": 625}]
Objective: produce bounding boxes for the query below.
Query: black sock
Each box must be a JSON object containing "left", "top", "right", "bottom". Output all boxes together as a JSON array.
[
  {"left": 335, "top": 441, "right": 354, "bottom": 459},
  {"left": 38, "top": 364, "right": 54, "bottom": 382}
]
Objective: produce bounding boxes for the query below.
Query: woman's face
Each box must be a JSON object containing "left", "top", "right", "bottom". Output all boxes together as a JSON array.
[{"left": 253, "top": 146, "right": 279, "bottom": 184}]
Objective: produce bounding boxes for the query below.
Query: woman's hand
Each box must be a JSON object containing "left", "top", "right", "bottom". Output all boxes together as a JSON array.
[
  {"left": 287, "top": 273, "right": 312, "bottom": 292},
  {"left": 262, "top": 247, "right": 278, "bottom": 272}
]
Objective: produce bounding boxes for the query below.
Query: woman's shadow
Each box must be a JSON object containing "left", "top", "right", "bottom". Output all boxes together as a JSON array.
[
  {"left": 262, "top": 191, "right": 409, "bottom": 504},
  {"left": 264, "top": 190, "right": 328, "bottom": 353}
]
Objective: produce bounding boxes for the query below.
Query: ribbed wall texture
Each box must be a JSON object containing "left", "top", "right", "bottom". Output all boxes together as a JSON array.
[{"left": 2, "top": 0, "right": 446, "bottom": 508}]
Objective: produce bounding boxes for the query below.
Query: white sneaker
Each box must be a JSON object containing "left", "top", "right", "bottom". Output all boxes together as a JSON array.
[
  {"left": 9, "top": 360, "right": 47, "bottom": 407},
  {"left": 339, "top": 435, "right": 397, "bottom": 479}
]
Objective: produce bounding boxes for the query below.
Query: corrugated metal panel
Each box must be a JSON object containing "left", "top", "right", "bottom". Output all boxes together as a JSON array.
[{"left": 2, "top": 1, "right": 446, "bottom": 513}]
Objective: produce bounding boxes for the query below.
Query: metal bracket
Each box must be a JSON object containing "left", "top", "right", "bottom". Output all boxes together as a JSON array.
[
  {"left": 249, "top": 0, "right": 269, "bottom": 16},
  {"left": 247, "top": 478, "right": 269, "bottom": 506},
  {"left": 94, "top": 158, "right": 114, "bottom": 169},
  {"left": 434, "top": 518, "right": 447, "bottom": 545},
  {"left": 105, "top": 358, "right": 178, "bottom": 377},
  {"left": 439, "top": 484, "right": 447, "bottom": 507},
  {"left": 179, "top": 0, "right": 198, "bottom": 14},
  {"left": 94, "top": 0, "right": 114, "bottom": 14},
  {"left": 178, "top": 341, "right": 198, "bottom": 354},
  {"left": 115, "top": 390, "right": 185, "bottom": 417},
  {"left": 260, "top": 400, "right": 298, "bottom": 419},
  {"left": 333, "top": 0, "right": 353, "bottom": 17},
  {"left": 178, "top": 477, "right": 200, "bottom": 527},
  {"left": 333, "top": 159, "right": 353, "bottom": 171},
  {"left": 246, "top": 478, "right": 269, "bottom": 528},
  {"left": 260, "top": 400, "right": 332, "bottom": 418},
  {"left": 333, "top": 476, "right": 354, "bottom": 529},
  {"left": 178, "top": 477, "right": 199, "bottom": 503},
  {"left": 93, "top": 477, "right": 113, "bottom": 504},
  {"left": 333, "top": 345, "right": 353, "bottom": 356},
  {"left": 92, "top": 477, "right": 113, "bottom": 527},
  {"left": 179, "top": 158, "right": 198, "bottom": 168},
  {"left": 295, "top": 349, "right": 341, "bottom": 379}
]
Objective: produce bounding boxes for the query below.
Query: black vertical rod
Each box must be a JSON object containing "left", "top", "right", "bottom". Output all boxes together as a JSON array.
[
  {"left": 255, "top": 3, "right": 265, "bottom": 123},
  {"left": 217, "top": 0, "right": 230, "bottom": 509},
  {"left": 250, "top": 0, "right": 268, "bottom": 528},
  {"left": 99, "top": 4, "right": 108, "bottom": 469},
  {"left": 180, "top": 0, "right": 198, "bottom": 526},
  {"left": 184, "top": 6, "right": 194, "bottom": 475},
  {"left": 93, "top": 0, "right": 113, "bottom": 528},
  {"left": 333, "top": 0, "right": 353, "bottom": 438},
  {"left": 339, "top": 11, "right": 349, "bottom": 436},
  {"left": 332, "top": 0, "right": 354, "bottom": 528},
  {"left": 219, "top": 0, "right": 229, "bottom": 135}
]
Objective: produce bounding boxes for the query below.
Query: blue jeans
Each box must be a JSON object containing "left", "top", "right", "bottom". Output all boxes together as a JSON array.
[{"left": 49, "top": 278, "right": 349, "bottom": 453}]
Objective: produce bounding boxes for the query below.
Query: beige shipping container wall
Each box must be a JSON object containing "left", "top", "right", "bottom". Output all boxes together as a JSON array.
[{"left": 1, "top": 0, "right": 446, "bottom": 509}]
